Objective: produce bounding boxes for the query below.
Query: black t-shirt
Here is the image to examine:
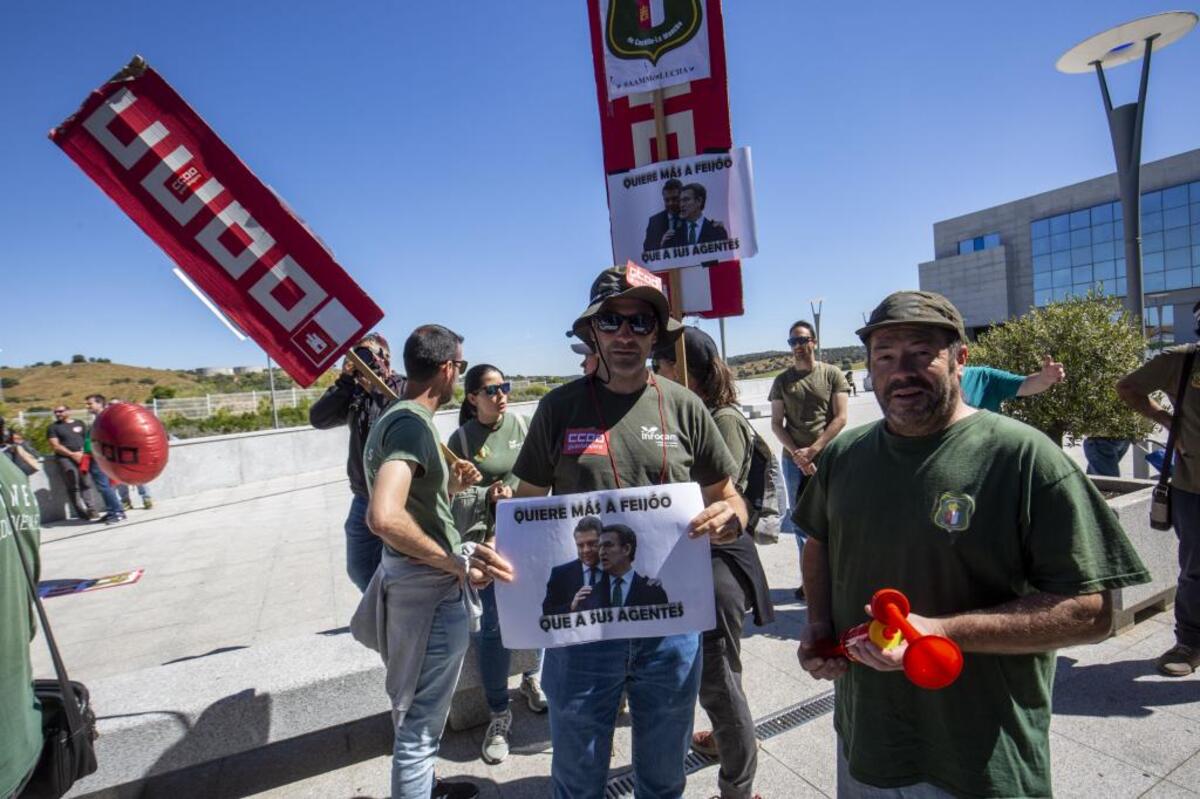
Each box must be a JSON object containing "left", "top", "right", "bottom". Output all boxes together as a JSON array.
[{"left": 47, "top": 420, "right": 87, "bottom": 454}]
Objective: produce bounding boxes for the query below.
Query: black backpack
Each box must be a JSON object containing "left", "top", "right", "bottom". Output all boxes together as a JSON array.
[{"left": 714, "top": 407, "right": 783, "bottom": 544}]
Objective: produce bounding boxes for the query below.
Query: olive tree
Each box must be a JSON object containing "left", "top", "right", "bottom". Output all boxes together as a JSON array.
[{"left": 969, "top": 292, "right": 1155, "bottom": 446}]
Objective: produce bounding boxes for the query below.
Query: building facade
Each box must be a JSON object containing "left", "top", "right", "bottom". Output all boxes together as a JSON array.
[{"left": 920, "top": 148, "right": 1200, "bottom": 344}]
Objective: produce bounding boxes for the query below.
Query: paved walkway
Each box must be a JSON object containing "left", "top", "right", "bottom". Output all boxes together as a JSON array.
[{"left": 32, "top": 391, "right": 1197, "bottom": 797}]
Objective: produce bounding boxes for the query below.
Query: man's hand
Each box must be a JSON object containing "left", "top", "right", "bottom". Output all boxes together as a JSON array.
[
  {"left": 660, "top": 228, "right": 677, "bottom": 247},
  {"left": 70, "top": 451, "right": 83, "bottom": 465},
  {"left": 467, "top": 542, "right": 514, "bottom": 589},
  {"left": 340, "top": 356, "right": 358, "bottom": 379},
  {"left": 794, "top": 445, "right": 821, "bottom": 476},
  {"left": 1038, "top": 354, "right": 1065, "bottom": 385},
  {"left": 487, "top": 481, "right": 513, "bottom": 505},
  {"left": 570, "top": 585, "right": 592, "bottom": 611},
  {"left": 798, "top": 622, "right": 849, "bottom": 681},
  {"left": 843, "top": 604, "right": 946, "bottom": 672},
  {"left": 448, "top": 460, "right": 482, "bottom": 495},
  {"left": 688, "top": 500, "right": 741, "bottom": 545}
]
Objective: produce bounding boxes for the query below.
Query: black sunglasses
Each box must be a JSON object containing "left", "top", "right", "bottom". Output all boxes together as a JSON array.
[
  {"left": 787, "top": 336, "right": 814, "bottom": 347},
  {"left": 476, "top": 382, "right": 512, "bottom": 397},
  {"left": 595, "top": 312, "right": 658, "bottom": 336},
  {"left": 448, "top": 359, "right": 468, "bottom": 372}
]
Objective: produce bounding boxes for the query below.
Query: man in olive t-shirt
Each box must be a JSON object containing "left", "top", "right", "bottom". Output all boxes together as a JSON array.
[
  {"left": 796, "top": 291, "right": 1148, "bottom": 798},
  {"left": 1118, "top": 311, "right": 1200, "bottom": 677},
  {"left": 357, "top": 324, "right": 512, "bottom": 799},
  {"left": 768, "top": 320, "right": 849, "bottom": 594},
  {"left": 513, "top": 264, "right": 747, "bottom": 799},
  {"left": 1, "top": 456, "right": 43, "bottom": 798}
]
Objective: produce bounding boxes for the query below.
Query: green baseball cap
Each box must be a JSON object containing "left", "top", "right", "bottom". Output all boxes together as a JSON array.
[{"left": 856, "top": 291, "right": 966, "bottom": 343}]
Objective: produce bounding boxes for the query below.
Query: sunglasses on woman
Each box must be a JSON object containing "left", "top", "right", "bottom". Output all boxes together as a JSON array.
[
  {"left": 594, "top": 312, "right": 658, "bottom": 336},
  {"left": 476, "top": 382, "right": 512, "bottom": 397}
]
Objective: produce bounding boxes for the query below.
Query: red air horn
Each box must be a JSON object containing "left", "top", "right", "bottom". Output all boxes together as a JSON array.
[{"left": 811, "top": 588, "right": 963, "bottom": 690}]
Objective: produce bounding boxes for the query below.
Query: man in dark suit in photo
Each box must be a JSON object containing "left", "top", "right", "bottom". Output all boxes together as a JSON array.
[
  {"left": 542, "top": 516, "right": 604, "bottom": 615},
  {"left": 642, "top": 178, "right": 684, "bottom": 253},
  {"left": 678, "top": 182, "right": 728, "bottom": 245},
  {"left": 581, "top": 524, "right": 669, "bottom": 610}
]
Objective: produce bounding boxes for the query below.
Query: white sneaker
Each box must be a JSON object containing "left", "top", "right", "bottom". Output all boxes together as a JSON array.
[
  {"left": 519, "top": 674, "right": 548, "bottom": 714},
  {"left": 481, "top": 708, "right": 512, "bottom": 764}
]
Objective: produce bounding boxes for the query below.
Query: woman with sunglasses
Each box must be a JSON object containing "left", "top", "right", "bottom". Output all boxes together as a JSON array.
[
  {"left": 654, "top": 328, "right": 773, "bottom": 799},
  {"left": 448, "top": 364, "right": 546, "bottom": 766}
]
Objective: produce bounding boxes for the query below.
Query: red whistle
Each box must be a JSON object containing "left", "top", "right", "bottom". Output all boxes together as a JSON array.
[{"left": 810, "top": 588, "right": 964, "bottom": 690}]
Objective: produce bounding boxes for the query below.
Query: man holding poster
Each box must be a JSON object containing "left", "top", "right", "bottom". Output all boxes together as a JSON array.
[{"left": 510, "top": 264, "right": 747, "bottom": 799}]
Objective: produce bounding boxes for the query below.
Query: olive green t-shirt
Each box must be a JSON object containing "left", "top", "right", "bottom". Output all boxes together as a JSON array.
[
  {"left": 363, "top": 400, "right": 461, "bottom": 556},
  {"left": 794, "top": 412, "right": 1149, "bottom": 798},
  {"left": 1121, "top": 344, "right": 1200, "bottom": 494},
  {"left": 712, "top": 405, "right": 754, "bottom": 495},
  {"left": 513, "top": 375, "right": 737, "bottom": 493},
  {"left": 768, "top": 362, "right": 850, "bottom": 447},
  {"left": 0, "top": 457, "right": 43, "bottom": 798},
  {"left": 448, "top": 413, "right": 528, "bottom": 490}
]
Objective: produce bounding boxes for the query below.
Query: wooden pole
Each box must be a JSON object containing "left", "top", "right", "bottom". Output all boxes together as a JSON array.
[
  {"left": 346, "top": 349, "right": 464, "bottom": 466},
  {"left": 650, "top": 88, "right": 688, "bottom": 385}
]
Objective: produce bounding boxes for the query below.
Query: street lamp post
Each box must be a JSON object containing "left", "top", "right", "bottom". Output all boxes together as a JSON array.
[
  {"left": 809, "top": 298, "right": 824, "bottom": 362},
  {"left": 1056, "top": 12, "right": 1197, "bottom": 335}
]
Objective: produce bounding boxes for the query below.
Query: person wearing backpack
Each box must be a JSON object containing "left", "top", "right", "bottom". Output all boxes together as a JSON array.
[
  {"left": 447, "top": 364, "right": 547, "bottom": 766},
  {"left": 654, "top": 328, "right": 773, "bottom": 799}
]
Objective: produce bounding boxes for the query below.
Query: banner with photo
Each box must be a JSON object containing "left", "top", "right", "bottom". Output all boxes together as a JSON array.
[
  {"left": 608, "top": 148, "right": 756, "bottom": 270},
  {"left": 597, "top": 0, "right": 711, "bottom": 100},
  {"left": 494, "top": 483, "right": 714, "bottom": 649}
]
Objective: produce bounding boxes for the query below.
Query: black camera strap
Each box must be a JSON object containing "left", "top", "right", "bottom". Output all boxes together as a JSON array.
[{"left": 1158, "top": 347, "right": 1197, "bottom": 489}]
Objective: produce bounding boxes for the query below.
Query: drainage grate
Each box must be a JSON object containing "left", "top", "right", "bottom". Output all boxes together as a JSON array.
[{"left": 603, "top": 690, "right": 835, "bottom": 798}]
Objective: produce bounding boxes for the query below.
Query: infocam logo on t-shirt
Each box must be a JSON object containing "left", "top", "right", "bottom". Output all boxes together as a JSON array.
[
  {"left": 640, "top": 425, "right": 680, "bottom": 447},
  {"left": 564, "top": 428, "right": 609, "bottom": 456}
]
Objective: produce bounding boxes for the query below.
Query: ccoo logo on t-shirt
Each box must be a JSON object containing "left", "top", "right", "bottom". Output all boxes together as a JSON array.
[{"left": 563, "top": 428, "right": 609, "bottom": 457}]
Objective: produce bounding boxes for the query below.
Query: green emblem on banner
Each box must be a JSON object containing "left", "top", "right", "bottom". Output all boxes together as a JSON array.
[
  {"left": 931, "top": 491, "right": 975, "bottom": 534},
  {"left": 606, "top": 0, "right": 703, "bottom": 64}
]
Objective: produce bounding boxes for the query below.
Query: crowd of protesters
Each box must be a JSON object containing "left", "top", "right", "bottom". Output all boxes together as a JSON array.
[{"left": 7, "top": 271, "right": 1196, "bottom": 799}]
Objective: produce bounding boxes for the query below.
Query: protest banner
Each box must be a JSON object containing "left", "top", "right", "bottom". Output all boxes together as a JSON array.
[
  {"left": 586, "top": 0, "right": 743, "bottom": 319},
  {"left": 494, "top": 483, "right": 715, "bottom": 649},
  {"left": 597, "top": 0, "right": 712, "bottom": 100},
  {"left": 50, "top": 57, "right": 383, "bottom": 387},
  {"left": 608, "top": 148, "right": 756, "bottom": 270}
]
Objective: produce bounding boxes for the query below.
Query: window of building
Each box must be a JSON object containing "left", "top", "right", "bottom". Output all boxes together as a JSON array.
[
  {"left": 1030, "top": 181, "right": 1200, "bottom": 307},
  {"left": 958, "top": 233, "right": 1002, "bottom": 255}
]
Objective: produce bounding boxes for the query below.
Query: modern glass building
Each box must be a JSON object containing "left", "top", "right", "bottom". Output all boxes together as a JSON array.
[{"left": 920, "top": 148, "right": 1200, "bottom": 343}]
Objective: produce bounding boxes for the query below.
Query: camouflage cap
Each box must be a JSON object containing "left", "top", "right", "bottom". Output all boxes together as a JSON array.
[{"left": 855, "top": 291, "right": 966, "bottom": 343}]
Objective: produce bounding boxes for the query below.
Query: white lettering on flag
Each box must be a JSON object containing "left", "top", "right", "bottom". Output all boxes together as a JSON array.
[
  {"left": 249, "top": 255, "right": 327, "bottom": 330},
  {"left": 82, "top": 89, "right": 168, "bottom": 169},
  {"left": 195, "top": 200, "right": 276, "bottom": 279},
  {"left": 140, "top": 146, "right": 225, "bottom": 225}
]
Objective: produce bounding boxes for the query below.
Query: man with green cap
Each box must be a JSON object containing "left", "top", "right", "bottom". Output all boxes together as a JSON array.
[
  {"left": 794, "top": 290, "right": 1149, "bottom": 797},
  {"left": 513, "top": 263, "right": 747, "bottom": 799}
]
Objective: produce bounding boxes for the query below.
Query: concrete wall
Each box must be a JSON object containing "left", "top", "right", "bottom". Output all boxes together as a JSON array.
[
  {"left": 30, "top": 401, "right": 541, "bottom": 523},
  {"left": 918, "top": 246, "right": 1011, "bottom": 330}
]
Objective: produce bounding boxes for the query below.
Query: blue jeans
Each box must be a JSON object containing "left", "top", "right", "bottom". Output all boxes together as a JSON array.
[
  {"left": 1083, "top": 437, "right": 1130, "bottom": 477},
  {"left": 88, "top": 458, "right": 124, "bottom": 517},
  {"left": 392, "top": 590, "right": 470, "bottom": 799},
  {"left": 477, "top": 583, "right": 543, "bottom": 713},
  {"left": 345, "top": 494, "right": 383, "bottom": 592},
  {"left": 782, "top": 455, "right": 809, "bottom": 565},
  {"left": 542, "top": 633, "right": 702, "bottom": 799},
  {"left": 116, "top": 482, "right": 150, "bottom": 502}
]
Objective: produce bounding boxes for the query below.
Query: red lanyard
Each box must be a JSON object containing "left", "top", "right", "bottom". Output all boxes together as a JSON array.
[{"left": 585, "top": 372, "right": 670, "bottom": 488}]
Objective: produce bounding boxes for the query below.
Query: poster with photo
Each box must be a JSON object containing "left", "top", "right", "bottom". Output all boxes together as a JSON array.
[
  {"left": 494, "top": 483, "right": 715, "bottom": 649},
  {"left": 608, "top": 148, "right": 757, "bottom": 270}
]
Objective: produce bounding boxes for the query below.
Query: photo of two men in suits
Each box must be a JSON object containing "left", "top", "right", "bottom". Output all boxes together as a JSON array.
[
  {"left": 542, "top": 517, "right": 670, "bottom": 616},
  {"left": 641, "top": 178, "right": 728, "bottom": 253}
]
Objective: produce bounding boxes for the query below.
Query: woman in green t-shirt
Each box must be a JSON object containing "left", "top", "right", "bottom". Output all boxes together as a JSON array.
[
  {"left": 448, "top": 364, "right": 544, "bottom": 766},
  {"left": 654, "top": 328, "right": 773, "bottom": 799}
]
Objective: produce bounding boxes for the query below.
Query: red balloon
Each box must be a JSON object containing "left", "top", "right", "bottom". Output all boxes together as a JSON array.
[{"left": 91, "top": 403, "right": 170, "bottom": 485}]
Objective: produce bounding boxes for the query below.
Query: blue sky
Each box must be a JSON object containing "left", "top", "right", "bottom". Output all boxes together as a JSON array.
[{"left": 2, "top": 2, "right": 1197, "bottom": 376}]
